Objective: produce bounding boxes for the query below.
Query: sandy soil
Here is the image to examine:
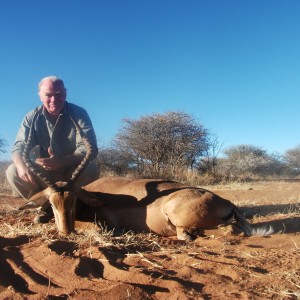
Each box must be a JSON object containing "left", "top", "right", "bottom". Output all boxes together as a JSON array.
[{"left": 0, "top": 181, "right": 299, "bottom": 299}]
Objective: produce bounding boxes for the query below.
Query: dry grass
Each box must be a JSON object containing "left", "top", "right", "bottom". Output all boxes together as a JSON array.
[
  {"left": 0, "top": 208, "right": 177, "bottom": 253},
  {"left": 1, "top": 179, "right": 300, "bottom": 299}
]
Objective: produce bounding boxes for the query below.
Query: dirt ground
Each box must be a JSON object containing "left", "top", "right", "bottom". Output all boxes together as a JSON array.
[{"left": 0, "top": 181, "right": 299, "bottom": 299}]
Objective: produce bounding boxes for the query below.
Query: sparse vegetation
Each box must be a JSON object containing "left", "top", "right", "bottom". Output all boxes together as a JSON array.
[
  {"left": 0, "top": 137, "right": 7, "bottom": 154},
  {"left": 3, "top": 111, "right": 300, "bottom": 186},
  {"left": 95, "top": 112, "right": 300, "bottom": 184},
  {"left": 0, "top": 174, "right": 300, "bottom": 298}
]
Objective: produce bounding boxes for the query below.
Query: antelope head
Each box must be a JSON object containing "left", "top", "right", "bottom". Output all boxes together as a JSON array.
[{"left": 20, "top": 113, "right": 98, "bottom": 235}]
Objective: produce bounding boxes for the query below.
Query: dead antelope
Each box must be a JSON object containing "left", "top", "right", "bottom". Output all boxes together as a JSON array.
[
  {"left": 79, "top": 177, "right": 273, "bottom": 240},
  {"left": 20, "top": 169, "right": 273, "bottom": 240}
]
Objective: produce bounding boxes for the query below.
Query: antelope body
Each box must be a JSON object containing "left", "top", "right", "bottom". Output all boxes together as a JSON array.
[
  {"left": 80, "top": 177, "right": 239, "bottom": 240},
  {"left": 20, "top": 176, "right": 273, "bottom": 240}
]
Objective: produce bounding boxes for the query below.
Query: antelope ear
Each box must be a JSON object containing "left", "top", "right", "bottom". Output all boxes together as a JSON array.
[
  {"left": 77, "top": 188, "right": 105, "bottom": 207},
  {"left": 18, "top": 189, "right": 50, "bottom": 210}
]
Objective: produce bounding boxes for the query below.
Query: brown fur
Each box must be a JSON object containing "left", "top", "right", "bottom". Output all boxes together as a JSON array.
[{"left": 20, "top": 176, "right": 273, "bottom": 240}]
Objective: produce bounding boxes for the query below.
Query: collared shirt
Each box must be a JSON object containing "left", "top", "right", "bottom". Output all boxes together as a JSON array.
[{"left": 12, "top": 101, "right": 98, "bottom": 160}]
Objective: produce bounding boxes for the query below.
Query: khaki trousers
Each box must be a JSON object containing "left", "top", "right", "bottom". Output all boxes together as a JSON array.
[{"left": 6, "top": 161, "right": 100, "bottom": 201}]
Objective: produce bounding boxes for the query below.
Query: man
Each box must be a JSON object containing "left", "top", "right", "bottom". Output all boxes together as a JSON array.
[{"left": 6, "top": 76, "right": 99, "bottom": 223}]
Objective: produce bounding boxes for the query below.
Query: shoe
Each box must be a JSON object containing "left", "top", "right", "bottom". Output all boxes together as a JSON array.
[{"left": 34, "top": 207, "right": 54, "bottom": 224}]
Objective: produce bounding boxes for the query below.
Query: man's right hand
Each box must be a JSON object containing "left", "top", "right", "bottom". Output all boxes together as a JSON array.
[{"left": 13, "top": 155, "right": 36, "bottom": 184}]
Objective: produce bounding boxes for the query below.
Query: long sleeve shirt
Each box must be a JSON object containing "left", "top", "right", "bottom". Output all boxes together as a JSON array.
[{"left": 12, "top": 101, "right": 98, "bottom": 160}]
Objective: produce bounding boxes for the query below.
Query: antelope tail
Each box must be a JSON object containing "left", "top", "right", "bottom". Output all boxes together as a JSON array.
[{"left": 233, "top": 208, "right": 274, "bottom": 236}]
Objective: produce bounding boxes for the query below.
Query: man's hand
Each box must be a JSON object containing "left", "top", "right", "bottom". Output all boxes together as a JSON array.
[
  {"left": 35, "top": 147, "right": 81, "bottom": 171},
  {"left": 35, "top": 147, "right": 65, "bottom": 170},
  {"left": 13, "top": 155, "right": 36, "bottom": 184}
]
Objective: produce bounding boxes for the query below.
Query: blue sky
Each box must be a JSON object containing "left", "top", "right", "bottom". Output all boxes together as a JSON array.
[{"left": 0, "top": 0, "right": 299, "bottom": 161}]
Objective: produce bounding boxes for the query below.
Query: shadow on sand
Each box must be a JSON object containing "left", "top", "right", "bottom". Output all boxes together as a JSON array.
[{"left": 241, "top": 203, "right": 300, "bottom": 234}]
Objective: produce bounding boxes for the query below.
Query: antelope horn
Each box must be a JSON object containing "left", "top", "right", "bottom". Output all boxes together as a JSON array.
[
  {"left": 66, "top": 114, "right": 94, "bottom": 189},
  {"left": 22, "top": 112, "right": 59, "bottom": 191}
]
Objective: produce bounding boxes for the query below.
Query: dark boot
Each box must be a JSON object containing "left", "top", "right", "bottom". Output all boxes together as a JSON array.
[{"left": 34, "top": 206, "right": 54, "bottom": 224}]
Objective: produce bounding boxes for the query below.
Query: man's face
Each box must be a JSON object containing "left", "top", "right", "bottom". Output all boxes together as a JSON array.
[{"left": 39, "top": 80, "right": 66, "bottom": 117}]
